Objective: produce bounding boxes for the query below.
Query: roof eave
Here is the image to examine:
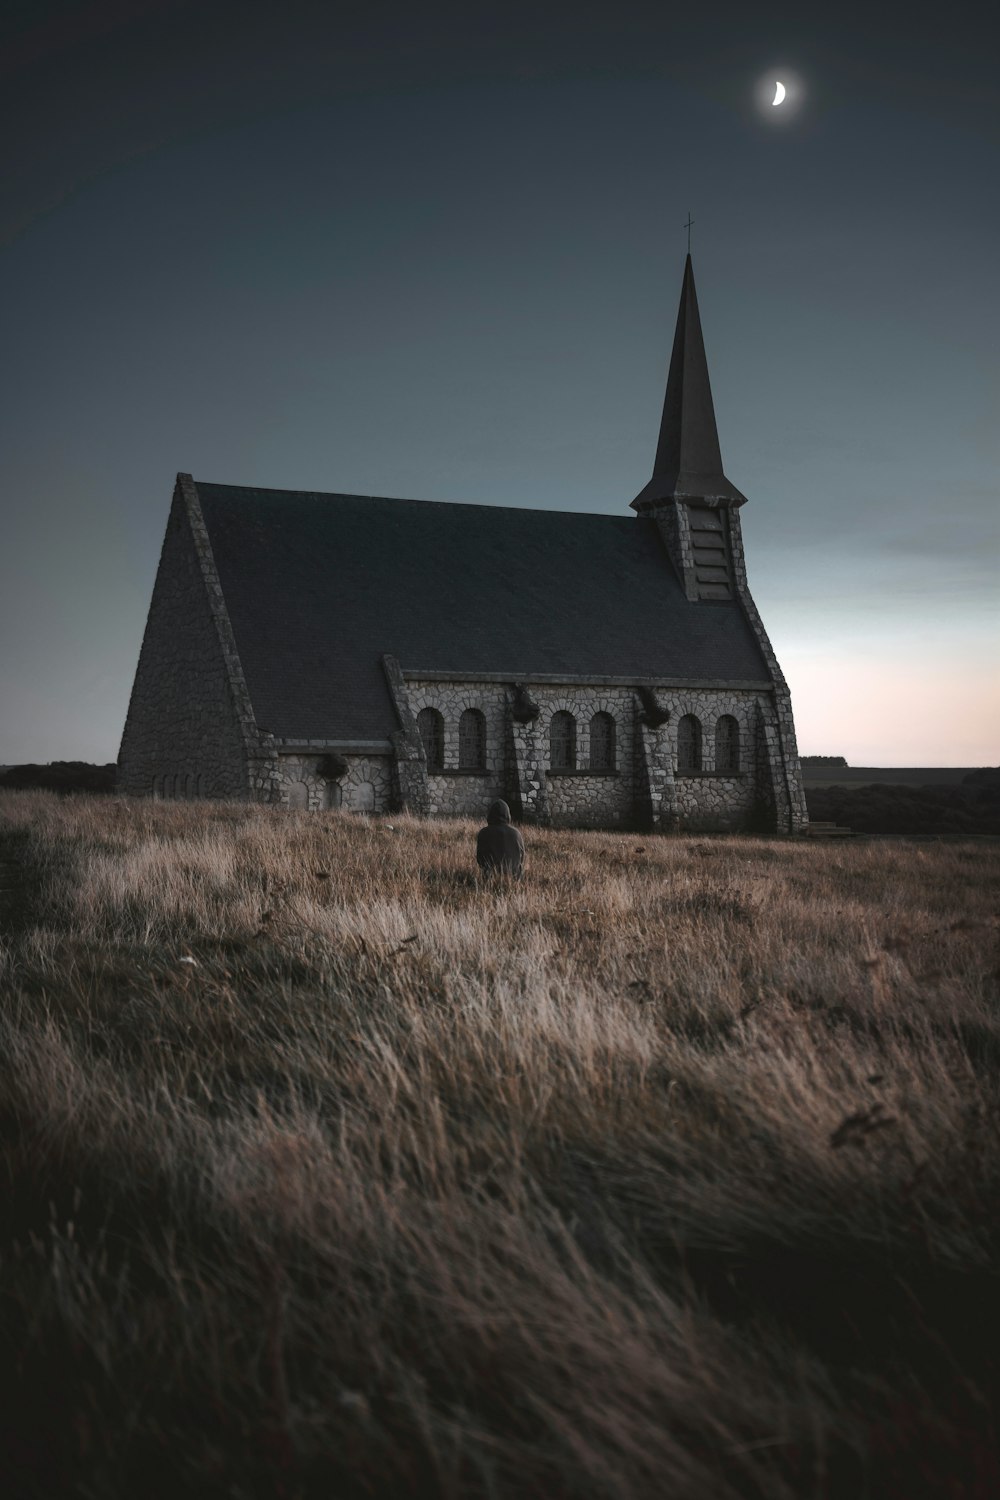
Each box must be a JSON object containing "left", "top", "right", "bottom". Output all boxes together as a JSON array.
[{"left": 631, "top": 475, "right": 748, "bottom": 511}]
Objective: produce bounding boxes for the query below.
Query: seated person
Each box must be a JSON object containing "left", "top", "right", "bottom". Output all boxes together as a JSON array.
[{"left": 476, "top": 799, "right": 525, "bottom": 878}]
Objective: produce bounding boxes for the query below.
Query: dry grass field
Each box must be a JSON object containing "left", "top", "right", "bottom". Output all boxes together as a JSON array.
[{"left": 1, "top": 791, "right": 998, "bottom": 1500}]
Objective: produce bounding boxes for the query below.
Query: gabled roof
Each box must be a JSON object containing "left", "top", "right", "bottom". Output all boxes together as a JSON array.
[
  {"left": 632, "top": 255, "right": 747, "bottom": 510},
  {"left": 194, "top": 482, "right": 770, "bottom": 743}
]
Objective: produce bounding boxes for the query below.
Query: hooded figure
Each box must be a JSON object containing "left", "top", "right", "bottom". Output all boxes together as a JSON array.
[{"left": 476, "top": 799, "right": 525, "bottom": 879}]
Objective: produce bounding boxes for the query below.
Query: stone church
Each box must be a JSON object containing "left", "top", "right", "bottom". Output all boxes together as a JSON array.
[{"left": 119, "top": 256, "right": 808, "bottom": 833}]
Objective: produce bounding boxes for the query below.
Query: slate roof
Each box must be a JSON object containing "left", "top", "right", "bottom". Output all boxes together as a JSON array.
[{"left": 195, "top": 482, "right": 771, "bottom": 743}]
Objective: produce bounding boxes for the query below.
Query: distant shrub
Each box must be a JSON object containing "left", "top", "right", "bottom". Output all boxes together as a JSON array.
[
  {"left": 316, "top": 753, "right": 349, "bottom": 780},
  {"left": 0, "top": 761, "right": 116, "bottom": 795},
  {"left": 962, "top": 766, "right": 1000, "bottom": 787},
  {"left": 800, "top": 755, "right": 849, "bottom": 766},
  {"left": 806, "top": 780, "right": 1000, "bottom": 834}
]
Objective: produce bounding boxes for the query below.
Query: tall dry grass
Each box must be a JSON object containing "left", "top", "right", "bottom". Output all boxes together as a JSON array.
[{"left": 0, "top": 790, "right": 998, "bottom": 1499}]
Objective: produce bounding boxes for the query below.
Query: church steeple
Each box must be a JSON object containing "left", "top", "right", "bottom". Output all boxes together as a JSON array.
[{"left": 632, "top": 254, "right": 746, "bottom": 511}]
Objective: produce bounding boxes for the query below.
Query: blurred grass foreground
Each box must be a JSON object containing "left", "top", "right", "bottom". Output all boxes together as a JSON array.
[{"left": 1, "top": 791, "right": 998, "bottom": 1499}]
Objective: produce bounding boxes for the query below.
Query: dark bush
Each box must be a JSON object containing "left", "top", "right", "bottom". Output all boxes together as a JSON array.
[
  {"left": 637, "top": 686, "right": 670, "bottom": 728},
  {"left": 806, "top": 781, "right": 1000, "bottom": 835},
  {"left": 0, "top": 762, "right": 117, "bottom": 795},
  {"left": 510, "top": 683, "right": 541, "bottom": 724},
  {"left": 962, "top": 767, "right": 1000, "bottom": 787},
  {"left": 317, "top": 754, "right": 349, "bottom": 780}
]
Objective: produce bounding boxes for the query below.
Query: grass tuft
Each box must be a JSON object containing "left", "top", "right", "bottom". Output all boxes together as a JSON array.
[{"left": 1, "top": 791, "right": 998, "bottom": 1498}]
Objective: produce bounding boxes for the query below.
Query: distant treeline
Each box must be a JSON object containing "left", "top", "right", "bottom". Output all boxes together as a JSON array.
[
  {"left": 806, "top": 769, "right": 1000, "bottom": 835},
  {"left": 0, "top": 762, "right": 117, "bottom": 794},
  {"left": 800, "top": 755, "right": 849, "bottom": 766},
  {"left": 2, "top": 761, "right": 998, "bottom": 833}
]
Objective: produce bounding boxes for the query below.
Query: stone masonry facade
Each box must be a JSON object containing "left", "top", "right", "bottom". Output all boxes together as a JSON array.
[
  {"left": 370, "top": 674, "right": 787, "bottom": 832},
  {"left": 269, "top": 752, "right": 393, "bottom": 814},
  {"left": 118, "top": 480, "right": 261, "bottom": 802},
  {"left": 120, "top": 490, "right": 806, "bottom": 833}
]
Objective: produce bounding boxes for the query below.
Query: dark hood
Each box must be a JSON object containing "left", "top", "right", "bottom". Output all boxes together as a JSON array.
[{"left": 487, "top": 799, "right": 511, "bottom": 825}]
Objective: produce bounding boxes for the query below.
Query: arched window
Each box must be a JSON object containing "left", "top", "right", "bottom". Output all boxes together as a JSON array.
[
  {"left": 164, "top": 774, "right": 175, "bottom": 801},
  {"left": 195, "top": 775, "right": 204, "bottom": 800},
  {"left": 287, "top": 780, "right": 309, "bottom": 809},
  {"left": 589, "top": 712, "right": 616, "bottom": 771},
  {"left": 677, "top": 714, "right": 702, "bottom": 773},
  {"left": 325, "top": 781, "right": 343, "bottom": 810},
  {"left": 152, "top": 776, "right": 161, "bottom": 800},
  {"left": 354, "top": 781, "right": 375, "bottom": 812},
  {"left": 183, "top": 773, "right": 194, "bottom": 800},
  {"left": 550, "top": 710, "right": 576, "bottom": 770},
  {"left": 458, "top": 708, "right": 486, "bottom": 770},
  {"left": 417, "top": 707, "right": 444, "bottom": 771},
  {"left": 715, "top": 715, "right": 740, "bottom": 773}
]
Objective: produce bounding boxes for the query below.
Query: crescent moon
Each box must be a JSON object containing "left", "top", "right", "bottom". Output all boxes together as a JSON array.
[{"left": 772, "top": 80, "right": 786, "bottom": 106}]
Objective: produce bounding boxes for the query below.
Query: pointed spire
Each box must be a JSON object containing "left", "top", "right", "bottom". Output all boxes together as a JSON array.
[{"left": 632, "top": 255, "right": 746, "bottom": 510}]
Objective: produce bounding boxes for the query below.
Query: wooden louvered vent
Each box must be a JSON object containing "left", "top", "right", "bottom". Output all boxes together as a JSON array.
[{"left": 688, "top": 506, "right": 732, "bottom": 600}]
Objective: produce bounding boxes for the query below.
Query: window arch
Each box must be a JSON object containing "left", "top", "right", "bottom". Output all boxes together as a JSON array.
[
  {"left": 458, "top": 708, "right": 487, "bottom": 770},
  {"left": 677, "top": 714, "right": 702, "bottom": 773},
  {"left": 417, "top": 707, "right": 444, "bottom": 771},
  {"left": 715, "top": 715, "right": 740, "bottom": 773},
  {"left": 287, "top": 780, "right": 309, "bottom": 809},
  {"left": 354, "top": 781, "right": 375, "bottom": 812},
  {"left": 550, "top": 710, "right": 576, "bottom": 770},
  {"left": 589, "top": 712, "right": 616, "bottom": 771}
]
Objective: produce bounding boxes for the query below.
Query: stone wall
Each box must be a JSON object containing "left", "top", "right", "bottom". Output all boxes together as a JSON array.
[
  {"left": 404, "top": 677, "right": 766, "bottom": 832},
  {"left": 406, "top": 680, "right": 508, "bottom": 816},
  {"left": 118, "top": 485, "right": 256, "bottom": 801},
  {"left": 381, "top": 655, "right": 430, "bottom": 814},
  {"left": 664, "top": 687, "right": 757, "bottom": 831},
  {"left": 726, "top": 505, "right": 809, "bottom": 832},
  {"left": 120, "top": 476, "right": 796, "bottom": 836},
  {"left": 651, "top": 501, "right": 699, "bottom": 600},
  {"left": 644, "top": 494, "right": 808, "bottom": 834},
  {"left": 273, "top": 754, "right": 393, "bottom": 813},
  {"left": 533, "top": 689, "right": 635, "bottom": 829}
]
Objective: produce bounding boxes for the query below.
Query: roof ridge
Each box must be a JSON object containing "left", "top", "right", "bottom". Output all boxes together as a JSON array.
[{"left": 193, "top": 481, "right": 637, "bottom": 522}]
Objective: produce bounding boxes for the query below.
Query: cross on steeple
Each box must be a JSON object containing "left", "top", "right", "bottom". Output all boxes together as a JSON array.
[{"left": 683, "top": 213, "right": 694, "bottom": 252}]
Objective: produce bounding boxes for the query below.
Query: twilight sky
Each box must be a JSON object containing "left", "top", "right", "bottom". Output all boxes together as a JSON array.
[{"left": 1, "top": 0, "right": 997, "bottom": 767}]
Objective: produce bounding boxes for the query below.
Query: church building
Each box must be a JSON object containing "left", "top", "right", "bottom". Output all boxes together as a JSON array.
[{"left": 119, "top": 256, "right": 808, "bottom": 833}]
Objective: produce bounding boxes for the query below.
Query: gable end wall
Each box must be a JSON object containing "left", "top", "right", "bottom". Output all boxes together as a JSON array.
[
  {"left": 726, "top": 505, "right": 809, "bottom": 831},
  {"left": 118, "top": 482, "right": 256, "bottom": 799}
]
